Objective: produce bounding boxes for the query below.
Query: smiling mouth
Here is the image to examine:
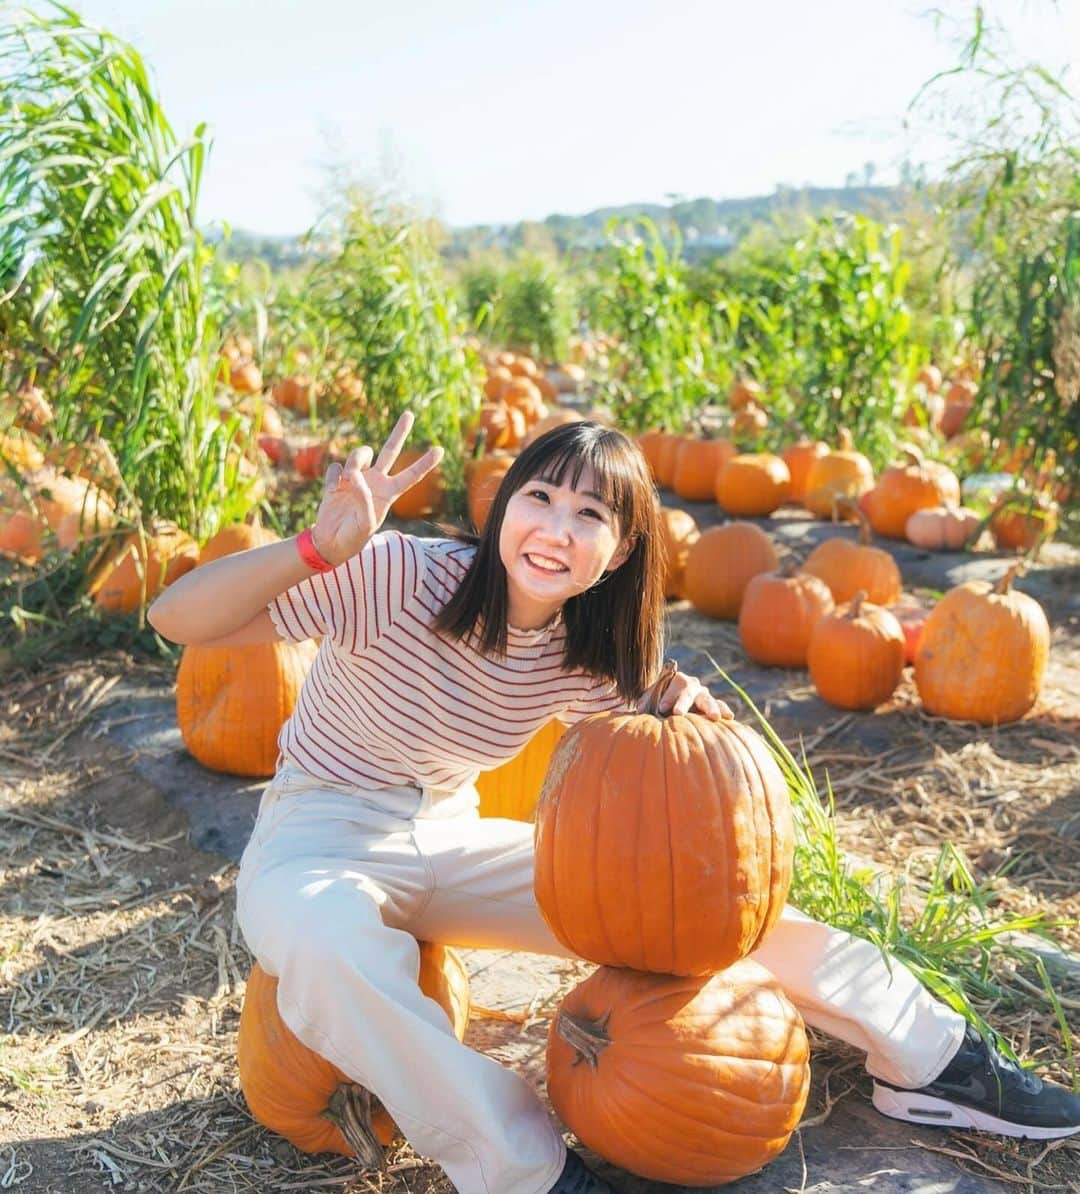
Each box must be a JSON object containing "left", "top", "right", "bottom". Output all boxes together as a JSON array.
[{"left": 524, "top": 553, "right": 569, "bottom": 574}]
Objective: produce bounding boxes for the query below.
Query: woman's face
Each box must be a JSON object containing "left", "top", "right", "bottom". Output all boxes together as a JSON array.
[{"left": 498, "top": 464, "right": 631, "bottom": 630}]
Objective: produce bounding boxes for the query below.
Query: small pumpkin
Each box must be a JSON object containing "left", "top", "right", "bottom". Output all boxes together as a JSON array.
[
  {"left": 389, "top": 447, "right": 446, "bottom": 520},
  {"left": 802, "top": 504, "right": 902, "bottom": 607},
  {"left": 475, "top": 719, "right": 567, "bottom": 821},
  {"left": 940, "top": 379, "right": 977, "bottom": 438},
  {"left": 466, "top": 451, "right": 516, "bottom": 532},
  {"left": 683, "top": 521, "right": 778, "bottom": 620},
  {"left": 546, "top": 960, "right": 810, "bottom": 1187},
  {"left": 238, "top": 943, "right": 470, "bottom": 1165},
  {"left": 272, "top": 375, "right": 315, "bottom": 414},
  {"left": 534, "top": 663, "right": 794, "bottom": 975},
  {"left": 738, "top": 565, "right": 834, "bottom": 668},
  {"left": 914, "top": 564, "right": 1050, "bottom": 725},
  {"left": 803, "top": 429, "right": 875, "bottom": 519},
  {"left": 521, "top": 408, "right": 584, "bottom": 448},
  {"left": 483, "top": 365, "right": 513, "bottom": 399},
  {"left": 905, "top": 505, "right": 982, "bottom": 551},
  {"left": 808, "top": 592, "right": 906, "bottom": 710},
  {"left": 781, "top": 438, "right": 829, "bottom": 503},
  {"left": 715, "top": 453, "right": 791, "bottom": 517},
  {"left": 729, "top": 376, "right": 764, "bottom": 410},
  {"left": 989, "top": 493, "right": 1059, "bottom": 552},
  {"left": 230, "top": 361, "right": 263, "bottom": 394},
  {"left": 888, "top": 596, "right": 932, "bottom": 666},
  {"left": 862, "top": 447, "right": 961, "bottom": 539},
  {"left": 658, "top": 506, "right": 700, "bottom": 599},
  {"left": 672, "top": 437, "right": 736, "bottom": 502}
]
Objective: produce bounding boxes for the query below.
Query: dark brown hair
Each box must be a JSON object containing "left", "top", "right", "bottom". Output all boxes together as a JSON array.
[{"left": 435, "top": 421, "right": 665, "bottom": 702}]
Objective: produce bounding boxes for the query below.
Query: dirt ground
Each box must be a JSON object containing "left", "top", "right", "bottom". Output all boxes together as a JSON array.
[{"left": 1, "top": 553, "right": 1079, "bottom": 1192}]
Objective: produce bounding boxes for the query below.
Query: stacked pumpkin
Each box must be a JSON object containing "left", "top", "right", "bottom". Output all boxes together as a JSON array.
[
  {"left": 238, "top": 942, "right": 471, "bottom": 1168},
  {"left": 533, "top": 663, "right": 810, "bottom": 1186}
]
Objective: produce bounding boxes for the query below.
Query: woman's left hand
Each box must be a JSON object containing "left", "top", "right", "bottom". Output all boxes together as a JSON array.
[{"left": 640, "top": 670, "right": 735, "bottom": 721}]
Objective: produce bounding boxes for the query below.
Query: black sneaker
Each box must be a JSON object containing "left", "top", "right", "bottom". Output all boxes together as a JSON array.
[
  {"left": 547, "top": 1148, "right": 621, "bottom": 1194},
  {"left": 872, "top": 1024, "right": 1080, "bottom": 1140}
]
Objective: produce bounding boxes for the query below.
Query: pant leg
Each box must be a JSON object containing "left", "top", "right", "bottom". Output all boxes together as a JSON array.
[
  {"left": 236, "top": 782, "right": 565, "bottom": 1194},
  {"left": 749, "top": 906, "right": 967, "bottom": 1088},
  {"left": 411, "top": 812, "right": 966, "bottom": 1090}
]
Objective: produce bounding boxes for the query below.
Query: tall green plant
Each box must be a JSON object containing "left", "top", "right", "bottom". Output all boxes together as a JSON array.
[
  {"left": 0, "top": 4, "right": 253, "bottom": 539},
  {"left": 303, "top": 192, "right": 479, "bottom": 498},
  {"left": 913, "top": 6, "right": 1080, "bottom": 480},
  {"left": 594, "top": 217, "right": 720, "bottom": 433}
]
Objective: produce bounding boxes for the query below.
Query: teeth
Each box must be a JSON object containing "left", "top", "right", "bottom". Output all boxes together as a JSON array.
[{"left": 527, "top": 554, "right": 565, "bottom": 572}]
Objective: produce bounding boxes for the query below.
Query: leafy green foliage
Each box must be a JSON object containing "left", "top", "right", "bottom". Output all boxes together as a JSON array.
[
  {"left": 0, "top": 5, "right": 257, "bottom": 539},
  {"left": 592, "top": 218, "right": 722, "bottom": 433},
  {"left": 303, "top": 193, "right": 479, "bottom": 499}
]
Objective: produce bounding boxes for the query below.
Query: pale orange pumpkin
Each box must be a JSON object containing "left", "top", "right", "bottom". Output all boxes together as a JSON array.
[
  {"left": 683, "top": 521, "right": 778, "bottom": 620},
  {"left": 658, "top": 506, "right": 700, "bottom": 599},
  {"left": 475, "top": 720, "right": 567, "bottom": 821},
  {"left": 905, "top": 505, "right": 982, "bottom": 551},
  {"left": 230, "top": 361, "right": 263, "bottom": 394},
  {"left": 534, "top": 664, "right": 794, "bottom": 975},
  {"left": 238, "top": 944, "right": 470, "bottom": 1164},
  {"left": 808, "top": 592, "right": 906, "bottom": 710},
  {"left": 483, "top": 365, "right": 513, "bottom": 400},
  {"left": 738, "top": 566, "right": 834, "bottom": 668},
  {"left": 914, "top": 565, "right": 1050, "bottom": 724},
  {"left": 546, "top": 961, "right": 810, "bottom": 1187},
  {"left": 715, "top": 452, "right": 791, "bottom": 516},
  {"left": 729, "top": 376, "right": 764, "bottom": 411},
  {"left": 803, "top": 429, "right": 875, "bottom": 519},
  {"left": 940, "top": 379, "right": 977, "bottom": 438}
]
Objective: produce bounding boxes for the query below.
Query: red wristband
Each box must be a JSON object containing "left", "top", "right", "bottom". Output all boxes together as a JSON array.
[{"left": 296, "top": 527, "right": 335, "bottom": 573}]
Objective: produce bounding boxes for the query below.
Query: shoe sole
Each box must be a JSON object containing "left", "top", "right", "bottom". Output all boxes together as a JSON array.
[{"left": 872, "top": 1082, "right": 1079, "bottom": 1140}]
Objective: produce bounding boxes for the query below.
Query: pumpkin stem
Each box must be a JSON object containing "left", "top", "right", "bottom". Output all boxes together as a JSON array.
[
  {"left": 641, "top": 659, "right": 680, "bottom": 717},
  {"left": 898, "top": 443, "right": 925, "bottom": 467},
  {"left": 323, "top": 1084, "right": 385, "bottom": 1170},
  {"left": 837, "top": 427, "right": 854, "bottom": 452},
  {"left": 555, "top": 1009, "right": 612, "bottom": 1071},
  {"left": 993, "top": 562, "right": 1025, "bottom": 595},
  {"left": 847, "top": 590, "right": 867, "bottom": 618}
]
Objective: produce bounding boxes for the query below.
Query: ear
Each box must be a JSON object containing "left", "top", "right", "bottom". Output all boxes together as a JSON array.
[{"left": 606, "top": 535, "right": 635, "bottom": 573}]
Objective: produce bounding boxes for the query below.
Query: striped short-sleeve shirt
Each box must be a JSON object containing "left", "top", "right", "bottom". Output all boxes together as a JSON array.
[{"left": 267, "top": 530, "right": 630, "bottom": 791}]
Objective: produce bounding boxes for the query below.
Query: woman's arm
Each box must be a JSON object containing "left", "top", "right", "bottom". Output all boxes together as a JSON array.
[
  {"left": 148, "top": 412, "right": 443, "bottom": 647},
  {"left": 147, "top": 538, "right": 319, "bottom": 644}
]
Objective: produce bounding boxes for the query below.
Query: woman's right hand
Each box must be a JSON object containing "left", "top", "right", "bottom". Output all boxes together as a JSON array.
[{"left": 310, "top": 411, "right": 444, "bottom": 567}]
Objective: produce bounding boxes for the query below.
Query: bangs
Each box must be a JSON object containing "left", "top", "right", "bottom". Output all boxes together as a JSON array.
[{"left": 530, "top": 432, "right": 639, "bottom": 522}]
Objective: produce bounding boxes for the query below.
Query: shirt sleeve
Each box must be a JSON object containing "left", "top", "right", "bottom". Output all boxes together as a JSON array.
[
  {"left": 268, "top": 530, "right": 424, "bottom": 651},
  {"left": 555, "top": 675, "right": 636, "bottom": 725}
]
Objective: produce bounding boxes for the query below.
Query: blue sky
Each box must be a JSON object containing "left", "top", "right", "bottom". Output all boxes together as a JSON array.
[{"left": 64, "top": 1, "right": 1080, "bottom": 235}]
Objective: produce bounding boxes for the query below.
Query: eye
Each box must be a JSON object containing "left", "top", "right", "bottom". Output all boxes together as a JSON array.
[
  {"left": 525, "top": 487, "right": 550, "bottom": 502},
  {"left": 578, "top": 506, "right": 605, "bottom": 521}
]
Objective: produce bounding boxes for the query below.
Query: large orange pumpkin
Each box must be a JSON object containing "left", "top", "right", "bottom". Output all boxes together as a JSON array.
[
  {"left": 652, "top": 432, "right": 685, "bottom": 490},
  {"left": 808, "top": 592, "right": 906, "bottom": 710},
  {"left": 862, "top": 447, "right": 960, "bottom": 540},
  {"left": 803, "top": 429, "right": 874, "bottom": 519},
  {"left": 534, "top": 665, "right": 794, "bottom": 975},
  {"left": 658, "top": 506, "right": 700, "bottom": 599},
  {"left": 238, "top": 944, "right": 470, "bottom": 1165},
  {"left": 683, "top": 522, "right": 778, "bottom": 620},
  {"left": 914, "top": 565, "right": 1050, "bottom": 725},
  {"left": 176, "top": 525, "right": 317, "bottom": 776},
  {"left": 715, "top": 453, "right": 791, "bottom": 516},
  {"left": 546, "top": 960, "right": 810, "bottom": 1187},
  {"left": 802, "top": 506, "right": 902, "bottom": 607},
  {"left": 475, "top": 719, "right": 567, "bottom": 821},
  {"left": 738, "top": 567, "right": 834, "bottom": 668}
]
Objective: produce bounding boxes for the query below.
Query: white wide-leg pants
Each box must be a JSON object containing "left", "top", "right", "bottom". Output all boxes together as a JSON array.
[{"left": 236, "top": 764, "right": 966, "bottom": 1194}]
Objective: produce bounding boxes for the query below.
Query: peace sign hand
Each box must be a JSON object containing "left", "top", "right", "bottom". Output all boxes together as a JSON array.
[{"left": 310, "top": 412, "right": 444, "bottom": 567}]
